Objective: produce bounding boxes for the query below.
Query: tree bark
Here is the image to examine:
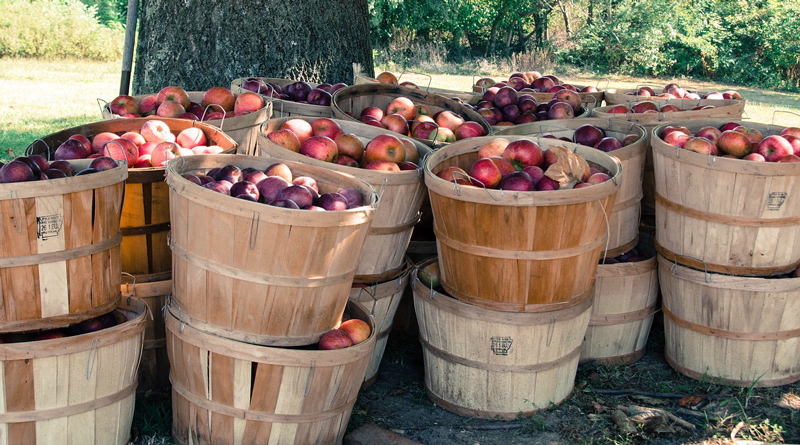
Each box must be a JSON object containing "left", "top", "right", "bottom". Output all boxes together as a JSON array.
[{"left": 132, "top": 0, "right": 374, "bottom": 93}]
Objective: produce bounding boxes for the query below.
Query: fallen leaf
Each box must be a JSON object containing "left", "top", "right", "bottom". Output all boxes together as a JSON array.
[{"left": 678, "top": 396, "right": 705, "bottom": 408}]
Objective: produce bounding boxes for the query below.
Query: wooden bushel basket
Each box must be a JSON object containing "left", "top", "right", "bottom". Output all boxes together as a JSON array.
[
  {"left": 0, "top": 159, "right": 126, "bottom": 332},
  {"left": 603, "top": 87, "right": 746, "bottom": 107},
  {"left": 166, "top": 154, "right": 376, "bottom": 346},
  {"left": 581, "top": 232, "right": 659, "bottom": 365},
  {"left": 652, "top": 120, "right": 800, "bottom": 275},
  {"left": 28, "top": 117, "right": 238, "bottom": 277},
  {"left": 424, "top": 136, "right": 621, "bottom": 312},
  {"left": 331, "top": 83, "right": 492, "bottom": 148},
  {"left": 122, "top": 272, "right": 171, "bottom": 391},
  {"left": 101, "top": 92, "right": 269, "bottom": 156},
  {"left": 471, "top": 82, "right": 605, "bottom": 109},
  {"left": 167, "top": 299, "right": 376, "bottom": 445},
  {"left": 496, "top": 118, "right": 648, "bottom": 256},
  {"left": 348, "top": 262, "right": 412, "bottom": 385},
  {"left": 658, "top": 255, "right": 800, "bottom": 387},
  {"left": 412, "top": 259, "right": 591, "bottom": 419},
  {"left": 230, "top": 77, "right": 333, "bottom": 121},
  {"left": 592, "top": 98, "right": 745, "bottom": 216},
  {"left": 258, "top": 116, "right": 430, "bottom": 280},
  {"left": 0, "top": 298, "right": 146, "bottom": 444}
]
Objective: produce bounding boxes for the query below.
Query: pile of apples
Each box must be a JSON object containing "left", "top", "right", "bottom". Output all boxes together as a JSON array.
[
  {"left": 239, "top": 78, "right": 348, "bottom": 107},
  {"left": 599, "top": 247, "right": 650, "bottom": 264},
  {"left": 474, "top": 72, "right": 600, "bottom": 94},
  {"left": 606, "top": 100, "right": 721, "bottom": 115},
  {"left": 266, "top": 117, "right": 419, "bottom": 172},
  {"left": 437, "top": 137, "right": 612, "bottom": 191},
  {"left": 184, "top": 162, "right": 365, "bottom": 211},
  {"left": 570, "top": 124, "right": 640, "bottom": 152},
  {"left": 354, "top": 97, "right": 487, "bottom": 143},
  {"left": 318, "top": 316, "right": 371, "bottom": 350},
  {"left": 471, "top": 85, "right": 583, "bottom": 125},
  {"left": 0, "top": 154, "right": 121, "bottom": 183},
  {"left": 624, "top": 83, "right": 742, "bottom": 101},
  {"left": 0, "top": 310, "right": 127, "bottom": 343},
  {"left": 373, "top": 71, "right": 423, "bottom": 89},
  {"left": 51, "top": 120, "right": 225, "bottom": 168},
  {"left": 660, "top": 123, "right": 800, "bottom": 162},
  {"left": 108, "top": 86, "right": 266, "bottom": 120}
]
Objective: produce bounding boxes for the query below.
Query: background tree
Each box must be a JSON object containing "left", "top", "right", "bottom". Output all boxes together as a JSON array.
[{"left": 132, "top": 0, "right": 374, "bottom": 93}]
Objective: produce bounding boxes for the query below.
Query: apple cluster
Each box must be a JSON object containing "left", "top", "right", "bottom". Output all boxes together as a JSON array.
[
  {"left": 373, "top": 71, "right": 421, "bottom": 89},
  {"left": 183, "top": 162, "right": 365, "bottom": 211},
  {"left": 470, "top": 83, "right": 588, "bottom": 125},
  {"left": 437, "top": 138, "right": 611, "bottom": 191},
  {"left": 606, "top": 100, "right": 720, "bottom": 115},
  {"left": 475, "top": 72, "right": 600, "bottom": 95},
  {"left": 266, "top": 118, "right": 420, "bottom": 171},
  {"left": 0, "top": 154, "right": 120, "bottom": 183},
  {"left": 599, "top": 247, "right": 650, "bottom": 264},
  {"left": 571, "top": 124, "right": 639, "bottom": 152},
  {"left": 661, "top": 123, "right": 800, "bottom": 162},
  {"left": 0, "top": 310, "right": 127, "bottom": 343},
  {"left": 355, "top": 96, "right": 487, "bottom": 143},
  {"left": 51, "top": 120, "right": 225, "bottom": 168},
  {"left": 108, "top": 86, "right": 266, "bottom": 120},
  {"left": 625, "top": 83, "right": 742, "bottom": 101},
  {"left": 240, "top": 78, "right": 348, "bottom": 107},
  {"left": 318, "top": 317, "right": 371, "bottom": 350}
]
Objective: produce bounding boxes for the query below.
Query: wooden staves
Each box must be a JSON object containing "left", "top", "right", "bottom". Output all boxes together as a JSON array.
[
  {"left": 658, "top": 255, "right": 800, "bottom": 387},
  {"left": 230, "top": 77, "right": 333, "bottom": 120},
  {"left": 101, "top": 92, "right": 269, "bottom": 156},
  {"left": 166, "top": 154, "right": 376, "bottom": 346},
  {"left": 122, "top": 272, "right": 171, "bottom": 392},
  {"left": 27, "top": 117, "right": 238, "bottom": 277},
  {"left": 0, "top": 159, "right": 126, "bottom": 332},
  {"left": 166, "top": 300, "right": 376, "bottom": 445},
  {"left": 652, "top": 120, "right": 800, "bottom": 275},
  {"left": 348, "top": 263, "right": 411, "bottom": 385},
  {"left": 0, "top": 298, "right": 146, "bottom": 444},
  {"left": 330, "top": 83, "right": 492, "bottom": 148},
  {"left": 412, "top": 259, "right": 591, "bottom": 419},
  {"left": 496, "top": 118, "right": 648, "bottom": 256},
  {"left": 424, "top": 136, "right": 621, "bottom": 311},
  {"left": 258, "top": 116, "right": 430, "bottom": 280},
  {"left": 581, "top": 233, "right": 659, "bottom": 365}
]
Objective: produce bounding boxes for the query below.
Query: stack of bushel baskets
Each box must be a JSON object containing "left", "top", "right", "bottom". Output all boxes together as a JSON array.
[
  {"left": 257, "top": 114, "right": 431, "bottom": 386},
  {"left": 416, "top": 135, "right": 622, "bottom": 418},
  {"left": 495, "top": 119, "right": 660, "bottom": 364},
  {"left": 0, "top": 130, "right": 146, "bottom": 444},
  {"left": 651, "top": 120, "right": 800, "bottom": 387},
  {"left": 164, "top": 154, "right": 379, "bottom": 444}
]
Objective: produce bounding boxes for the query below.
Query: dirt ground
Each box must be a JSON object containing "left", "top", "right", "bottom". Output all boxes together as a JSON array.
[{"left": 347, "top": 312, "right": 800, "bottom": 445}]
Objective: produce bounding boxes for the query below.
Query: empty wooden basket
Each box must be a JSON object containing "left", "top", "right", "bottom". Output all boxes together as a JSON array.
[{"left": 424, "top": 136, "right": 621, "bottom": 311}]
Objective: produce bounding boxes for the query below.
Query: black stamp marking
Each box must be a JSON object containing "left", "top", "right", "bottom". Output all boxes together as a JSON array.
[
  {"left": 491, "top": 336, "right": 513, "bottom": 356},
  {"left": 37, "top": 214, "right": 64, "bottom": 241}
]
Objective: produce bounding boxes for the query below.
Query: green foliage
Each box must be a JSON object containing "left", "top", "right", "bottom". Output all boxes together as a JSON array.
[
  {"left": 0, "top": 0, "right": 124, "bottom": 60},
  {"left": 79, "top": 0, "right": 129, "bottom": 26}
]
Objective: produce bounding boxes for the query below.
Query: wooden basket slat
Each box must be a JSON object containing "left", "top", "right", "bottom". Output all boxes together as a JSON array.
[
  {"left": 658, "top": 255, "right": 800, "bottom": 387},
  {"left": 424, "top": 136, "right": 621, "bottom": 311},
  {"left": 167, "top": 300, "right": 375, "bottom": 445},
  {"left": 166, "top": 154, "right": 376, "bottom": 346},
  {"left": 412, "top": 260, "right": 591, "bottom": 419},
  {"left": 651, "top": 120, "right": 800, "bottom": 275},
  {"left": 258, "top": 116, "right": 430, "bottom": 277},
  {"left": 331, "top": 83, "right": 492, "bottom": 148}
]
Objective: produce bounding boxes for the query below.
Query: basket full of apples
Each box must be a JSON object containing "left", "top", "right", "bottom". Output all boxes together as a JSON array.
[
  {"left": 165, "top": 154, "right": 377, "bottom": 346},
  {"left": 591, "top": 98, "right": 744, "bottom": 124},
  {"left": 604, "top": 83, "right": 744, "bottom": 106},
  {"left": 331, "top": 83, "right": 492, "bottom": 148},
  {"left": 652, "top": 120, "right": 800, "bottom": 276},
  {"left": 0, "top": 153, "right": 127, "bottom": 332},
  {"left": 496, "top": 118, "right": 648, "bottom": 255},
  {"left": 468, "top": 83, "right": 590, "bottom": 130},
  {"left": 355, "top": 72, "right": 483, "bottom": 106},
  {"left": 232, "top": 77, "right": 347, "bottom": 119},
  {"left": 424, "top": 135, "right": 622, "bottom": 312},
  {"left": 473, "top": 72, "right": 604, "bottom": 106},
  {"left": 258, "top": 116, "right": 431, "bottom": 280},
  {"left": 27, "top": 117, "right": 238, "bottom": 277},
  {"left": 102, "top": 85, "right": 271, "bottom": 155}
]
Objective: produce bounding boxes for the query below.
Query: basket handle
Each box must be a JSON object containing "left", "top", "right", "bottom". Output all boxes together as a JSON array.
[
  {"left": 398, "top": 70, "right": 432, "bottom": 92},
  {"left": 669, "top": 254, "right": 711, "bottom": 283},
  {"left": 772, "top": 110, "right": 800, "bottom": 126},
  {"left": 596, "top": 78, "right": 610, "bottom": 91},
  {"left": 25, "top": 138, "right": 51, "bottom": 159},
  {"left": 201, "top": 104, "right": 226, "bottom": 130},
  {"left": 97, "top": 98, "right": 110, "bottom": 117}
]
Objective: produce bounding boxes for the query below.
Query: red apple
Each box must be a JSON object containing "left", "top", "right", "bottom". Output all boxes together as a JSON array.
[
  {"left": 138, "top": 95, "right": 158, "bottom": 116},
  {"left": 365, "top": 160, "right": 401, "bottom": 171},
  {"left": 280, "top": 119, "right": 313, "bottom": 143},
  {"left": 338, "top": 319, "right": 371, "bottom": 344},
  {"left": 267, "top": 129, "right": 302, "bottom": 152},
  {"left": 334, "top": 133, "right": 364, "bottom": 161},
  {"left": 176, "top": 127, "right": 207, "bottom": 149},
  {"left": 742, "top": 152, "right": 766, "bottom": 162},
  {"left": 109, "top": 95, "right": 139, "bottom": 116},
  {"left": 683, "top": 137, "right": 717, "bottom": 155},
  {"left": 694, "top": 126, "right": 722, "bottom": 147},
  {"left": 718, "top": 130, "right": 752, "bottom": 158},
  {"left": 477, "top": 139, "right": 510, "bottom": 159},
  {"left": 437, "top": 166, "right": 472, "bottom": 185},
  {"left": 319, "top": 329, "right": 353, "bottom": 350},
  {"left": 734, "top": 126, "right": 764, "bottom": 149},
  {"left": 469, "top": 158, "right": 503, "bottom": 188},
  {"left": 780, "top": 127, "right": 800, "bottom": 139},
  {"left": 503, "top": 139, "right": 543, "bottom": 169},
  {"left": 631, "top": 101, "right": 659, "bottom": 113},
  {"left": 399, "top": 138, "right": 418, "bottom": 163},
  {"left": 102, "top": 138, "right": 138, "bottom": 165},
  {"left": 573, "top": 124, "right": 605, "bottom": 148},
  {"left": 264, "top": 163, "right": 293, "bottom": 183},
  {"left": 91, "top": 132, "right": 120, "bottom": 154},
  {"left": 380, "top": 113, "right": 410, "bottom": 135},
  {"left": 360, "top": 107, "right": 384, "bottom": 121},
  {"left": 757, "top": 135, "right": 794, "bottom": 162},
  {"left": 311, "top": 118, "right": 344, "bottom": 140},
  {"left": 364, "top": 134, "right": 405, "bottom": 164},
  {"left": 233, "top": 91, "right": 265, "bottom": 115},
  {"left": 140, "top": 120, "right": 173, "bottom": 143},
  {"left": 607, "top": 104, "right": 631, "bottom": 115},
  {"left": 547, "top": 101, "right": 574, "bottom": 119},
  {"left": 595, "top": 137, "right": 623, "bottom": 152},
  {"left": 386, "top": 96, "right": 416, "bottom": 121},
  {"left": 428, "top": 127, "right": 456, "bottom": 143},
  {"left": 156, "top": 86, "right": 191, "bottom": 108},
  {"left": 433, "top": 111, "right": 465, "bottom": 133}
]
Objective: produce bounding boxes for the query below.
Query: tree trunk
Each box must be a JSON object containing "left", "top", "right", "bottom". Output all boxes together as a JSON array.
[
  {"left": 588, "top": 0, "right": 594, "bottom": 26},
  {"left": 559, "top": 0, "right": 571, "bottom": 38},
  {"left": 132, "top": 0, "right": 374, "bottom": 93}
]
